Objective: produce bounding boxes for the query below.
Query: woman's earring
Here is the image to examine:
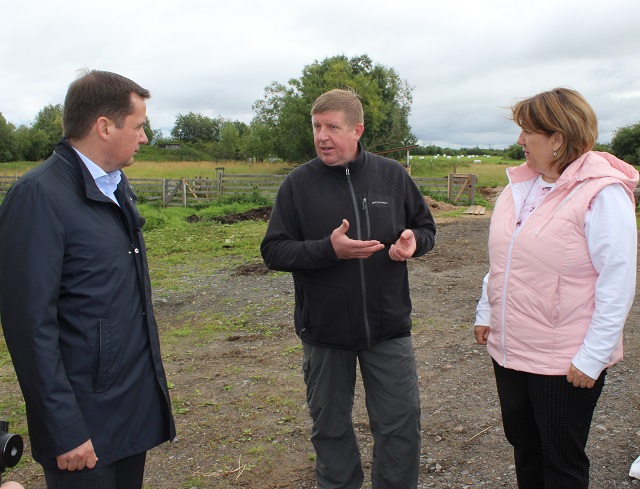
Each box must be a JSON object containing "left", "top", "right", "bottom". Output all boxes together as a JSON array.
[{"left": 553, "top": 151, "right": 558, "bottom": 157}]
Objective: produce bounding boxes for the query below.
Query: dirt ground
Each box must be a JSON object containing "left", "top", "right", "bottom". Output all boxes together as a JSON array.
[{"left": 5, "top": 189, "right": 640, "bottom": 488}]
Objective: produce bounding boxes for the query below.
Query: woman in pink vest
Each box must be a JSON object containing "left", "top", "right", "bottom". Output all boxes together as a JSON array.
[{"left": 474, "top": 88, "right": 638, "bottom": 488}]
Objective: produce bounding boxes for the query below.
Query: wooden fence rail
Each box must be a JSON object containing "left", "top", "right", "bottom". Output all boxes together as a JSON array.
[
  {"left": 4, "top": 171, "right": 640, "bottom": 207},
  {"left": 0, "top": 172, "right": 482, "bottom": 206}
]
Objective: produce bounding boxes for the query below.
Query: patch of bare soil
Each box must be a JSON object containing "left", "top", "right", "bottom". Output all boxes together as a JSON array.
[
  {"left": 186, "top": 206, "right": 273, "bottom": 225},
  {"left": 424, "top": 195, "right": 459, "bottom": 213},
  {"left": 6, "top": 190, "right": 640, "bottom": 489}
]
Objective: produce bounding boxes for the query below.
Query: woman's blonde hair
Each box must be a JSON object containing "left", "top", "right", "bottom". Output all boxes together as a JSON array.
[{"left": 511, "top": 88, "right": 598, "bottom": 174}]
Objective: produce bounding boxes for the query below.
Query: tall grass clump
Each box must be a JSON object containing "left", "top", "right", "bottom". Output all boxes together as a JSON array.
[
  {"left": 122, "top": 160, "right": 295, "bottom": 179},
  {"left": 0, "top": 161, "right": 39, "bottom": 175}
]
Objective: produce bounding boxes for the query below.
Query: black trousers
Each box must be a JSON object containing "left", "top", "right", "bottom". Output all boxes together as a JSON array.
[
  {"left": 493, "top": 360, "right": 606, "bottom": 489},
  {"left": 43, "top": 452, "right": 146, "bottom": 489}
]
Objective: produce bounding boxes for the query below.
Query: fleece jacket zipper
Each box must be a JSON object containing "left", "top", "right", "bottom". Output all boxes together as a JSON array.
[{"left": 346, "top": 168, "right": 372, "bottom": 347}]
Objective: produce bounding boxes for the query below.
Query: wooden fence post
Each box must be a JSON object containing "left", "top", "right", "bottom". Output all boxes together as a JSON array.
[
  {"left": 470, "top": 174, "right": 477, "bottom": 205},
  {"left": 162, "top": 179, "right": 167, "bottom": 207},
  {"left": 216, "top": 167, "right": 224, "bottom": 198}
]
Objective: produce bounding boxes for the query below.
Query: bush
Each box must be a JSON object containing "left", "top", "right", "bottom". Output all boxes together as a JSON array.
[
  {"left": 611, "top": 123, "right": 640, "bottom": 166},
  {"left": 504, "top": 144, "right": 525, "bottom": 160}
]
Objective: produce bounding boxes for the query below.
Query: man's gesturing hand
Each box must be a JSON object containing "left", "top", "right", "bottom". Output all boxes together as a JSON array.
[
  {"left": 389, "top": 229, "right": 416, "bottom": 262},
  {"left": 331, "top": 219, "right": 384, "bottom": 259}
]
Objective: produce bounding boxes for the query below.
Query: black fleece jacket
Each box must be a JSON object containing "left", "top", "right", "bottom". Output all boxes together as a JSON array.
[{"left": 261, "top": 145, "right": 436, "bottom": 350}]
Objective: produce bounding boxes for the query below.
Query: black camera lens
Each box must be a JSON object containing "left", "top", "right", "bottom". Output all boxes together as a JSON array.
[{"left": 0, "top": 421, "right": 24, "bottom": 470}]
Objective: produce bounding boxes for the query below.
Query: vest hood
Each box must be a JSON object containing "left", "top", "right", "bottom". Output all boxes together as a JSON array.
[
  {"left": 561, "top": 151, "right": 639, "bottom": 197},
  {"left": 508, "top": 151, "right": 638, "bottom": 192}
]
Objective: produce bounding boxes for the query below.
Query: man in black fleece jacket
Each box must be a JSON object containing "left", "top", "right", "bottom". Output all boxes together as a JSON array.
[{"left": 261, "top": 89, "right": 435, "bottom": 488}]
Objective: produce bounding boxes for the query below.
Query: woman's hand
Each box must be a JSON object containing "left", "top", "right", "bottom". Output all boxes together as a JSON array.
[
  {"left": 567, "top": 364, "right": 597, "bottom": 388},
  {"left": 474, "top": 326, "right": 490, "bottom": 345}
]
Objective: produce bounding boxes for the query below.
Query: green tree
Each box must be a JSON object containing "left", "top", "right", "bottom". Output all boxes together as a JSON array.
[
  {"left": 0, "top": 113, "right": 17, "bottom": 162},
  {"left": 232, "top": 120, "right": 249, "bottom": 138},
  {"left": 412, "top": 145, "right": 444, "bottom": 156},
  {"left": 12, "top": 125, "right": 50, "bottom": 161},
  {"left": 610, "top": 122, "right": 640, "bottom": 165},
  {"left": 241, "top": 121, "right": 272, "bottom": 162},
  {"left": 505, "top": 143, "right": 525, "bottom": 160},
  {"left": 592, "top": 142, "right": 610, "bottom": 152},
  {"left": 252, "top": 54, "right": 415, "bottom": 163},
  {"left": 143, "top": 117, "right": 156, "bottom": 144},
  {"left": 170, "top": 112, "right": 222, "bottom": 143},
  {"left": 32, "top": 103, "right": 63, "bottom": 159},
  {"left": 217, "top": 122, "right": 240, "bottom": 160}
]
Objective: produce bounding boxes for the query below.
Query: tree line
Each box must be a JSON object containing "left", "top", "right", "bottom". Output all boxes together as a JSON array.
[{"left": 1, "top": 54, "right": 639, "bottom": 165}]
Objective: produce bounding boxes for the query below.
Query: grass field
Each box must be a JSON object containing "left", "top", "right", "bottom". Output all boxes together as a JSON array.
[
  {"left": 409, "top": 154, "right": 520, "bottom": 187},
  {"left": 0, "top": 155, "right": 520, "bottom": 187},
  {"left": 0, "top": 159, "right": 296, "bottom": 179}
]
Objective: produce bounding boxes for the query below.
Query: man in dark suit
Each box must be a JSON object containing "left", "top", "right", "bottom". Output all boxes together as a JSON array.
[{"left": 0, "top": 70, "right": 175, "bottom": 489}]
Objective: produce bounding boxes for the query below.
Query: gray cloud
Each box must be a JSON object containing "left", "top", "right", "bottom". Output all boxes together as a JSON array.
[{"left": 2, "top": 0, "right": 639, "bottom": 150}]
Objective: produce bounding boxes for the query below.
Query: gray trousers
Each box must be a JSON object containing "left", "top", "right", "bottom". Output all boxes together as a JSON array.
[{"left": 302, "top": 336, "right": 421, "bottom": 489}]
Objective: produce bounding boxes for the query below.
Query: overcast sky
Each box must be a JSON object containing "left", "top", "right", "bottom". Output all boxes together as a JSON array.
[{"left": 2, "top": 0, "right": 639, "bottom": 149}]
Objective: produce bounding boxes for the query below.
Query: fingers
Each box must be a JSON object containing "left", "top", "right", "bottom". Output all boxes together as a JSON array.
[
  {"left": 389, "top": 230, "right": 416, "bottom": 261},
  {"left": 57, "top": 457, "right": 69, "bottom": 470},
  {"left": 474, "top": 326, "right": 489, "bottom": 344},
  {"left": 331, "top": 219, "right": 385, "bottom": 259},
  {"left": 56, "top": 440, "right": 98, "bottom": 471},
  {"left": 350, "top": 241, "right": 385, "bottom": 258},
  {"left": 399, "top": 229, "right": 414, "bottom": 242},
  {"left": 59, "top": 458, "right": 83, "bottom": 471},
  {"left": 568, "top": 376, "right": 596, "bottom": 389},
  {"left": 57, "top": 454, "right": 98, "bottom": 471},
  {"left": 337, "top": 219, "right": 349, "bottom": 234},
  {"left": 84, "top": 453, "right": 99, "bottom": 469},
  {"left": 388, "top": 244, "right": 411, "bottom": 262},
  {"left": 567, "top": 364, "right": 597, "bottom": 388},
  {"left": 330, "top": 219, "right": 350, "bottom": 242}
]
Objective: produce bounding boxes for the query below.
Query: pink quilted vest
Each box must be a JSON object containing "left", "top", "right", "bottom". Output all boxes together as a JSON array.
[{"left": 486, "top": 152, "right": 638, "bottom": 375}]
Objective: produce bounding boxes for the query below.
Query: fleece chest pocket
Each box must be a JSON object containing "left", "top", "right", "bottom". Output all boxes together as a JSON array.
[{"left": 360, "top": 194, "right": 397, "bottom": 244}]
